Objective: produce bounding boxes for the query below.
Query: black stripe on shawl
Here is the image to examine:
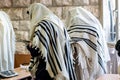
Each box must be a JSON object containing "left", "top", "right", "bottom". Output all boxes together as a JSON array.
[
  {"left": 35, "top": 20, "right": 63, "bottom": 75},
  {"left": 68, "top": 25, "right": 104, "bottom": 54},
  {"left": 97, "top": 40, "right": 105, "bottom": 58},
  {"left": 71, "top": 37, "right": 104, "bottom": 60},
  {"left": 45, "top": 21, "right": 61, "bottom": 70},
  {"left": 64, "top": 44, "right": 77, "bottom": 80},
  {"left": 68, "top": 25, "right": 99, "bottom": 38},
  {"left": 84, "top": 38, "right": 106, "bottom": 73},
  {"left": 40, "top": 20, "right": 58, "bottom": 53},
  {"left": 69, "top": 25, "right": 105, "bottom": 55},
  {"left": 29, "top": 58, "right": 39, "bottom": 70},
  {"left": 69, "top": 28, "right": 104, "bottom": 58},
  {"left": 64, "top": 44, "right": 72, "bottom": 80},
  {"left": 86, "top": 40, "right": 106, "bottom": 73},
  {"left": 84, "top": 39, "right": 97, "bottom": 51},
  {"left": 64, "top": 29, "right": 77, "bottom": 80},
  {"left": 97, "top": 41, "right": 104, "bottom": 52},
  {"left": 39, "top": 20, "right": 62, "bottom": 71},
  {"left": 97, "top": 40, "right": 104, "bottom": 56},
  {"left": 71, "top": 37, "right": 106, "bottom": 73},
  {"left": 70, "top": 25, "right": 97, "bottom": 30},
  {"left": 84, "top": 39, "right": 106, "bottom": 73},
  {"left": 98, "top": 55, "right": 106, "bottom": 73},
  {"left": 34, "top": 31, "right": 48, "bottom": 49},
  {"left": 71, "top": 37, "right": 97, "bottom": 51},
  {"left": 68, "top": 30, "right": 97, "bottom": 37},
  {"left": 64, "top": 29, "right": 67, "bottom": 38},
  {"left": 34, "top": 30, "right": 57, "bottom": 75}
]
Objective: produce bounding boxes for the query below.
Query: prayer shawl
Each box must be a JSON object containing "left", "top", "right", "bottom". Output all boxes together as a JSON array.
[
  {"left": 65, "top": 7, "right": 110, "bottom": 80},
  {"left": 27, "top": 3, "right": 76, "bottom": 80},
  {"left": 0, "top": 11, "right": 15, "bottom": 71}
]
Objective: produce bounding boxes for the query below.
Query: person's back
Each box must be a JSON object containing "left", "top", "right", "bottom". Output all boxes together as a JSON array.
[
  {"left": 27, "top": 3, "right": 76, "bottom": 80},
  {"left": 0, "top": 11, "right": 15, "bottom": 72},
  {"left": 65, "top": 7, "right": 110, "bottom": 80}
]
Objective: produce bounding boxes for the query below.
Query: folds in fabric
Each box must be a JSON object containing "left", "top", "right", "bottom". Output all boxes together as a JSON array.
[
  {"left": 66, "top": 7, "right": 110, "bottom": 80},
  {"left": 0, "top": 11, "right": 15, "bottom": 71},
  {"left": 28, "top": 20, "right": 76, "bottom": 80}
]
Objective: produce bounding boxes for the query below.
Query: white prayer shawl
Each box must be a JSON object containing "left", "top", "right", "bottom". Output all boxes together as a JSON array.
[
  {"left": 66, "top": 7, "right": 110, "bottom": 80},
  {"left": 0, "top": 11, "right": 15, "bottom": 71},
  {"left": 28, "top": 3, "right": 76, "bottom": 80},
  {"left": 71, "top": 43, "right": 90, "bottom": 80},
  {"left": 28, "top": 3, "right": 64, "bottom": 40}
]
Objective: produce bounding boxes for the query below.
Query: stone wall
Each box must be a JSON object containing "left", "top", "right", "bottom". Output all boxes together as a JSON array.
[{"left": 0, "top": 0, "right": 100, "bottom": 54}]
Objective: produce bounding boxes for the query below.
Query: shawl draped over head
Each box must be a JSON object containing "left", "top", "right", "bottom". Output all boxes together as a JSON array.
[
  {"left": 0, "top": 11, "right": 15, "bottom": 71},
  {"left": 28, "top": 3, "right": 64, "bottom": 40},
  {"left": 65, "top": 7, "right": 110, "bottom": 80},
  {"left": 27, "top": 3, "right": 76, "bottom": 80}
]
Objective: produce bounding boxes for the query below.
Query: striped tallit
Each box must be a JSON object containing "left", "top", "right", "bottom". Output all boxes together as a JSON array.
[
  {"left": 65, "top": 7, "right": 110, "bottom": 80},
  {"left": 27, "top": 3, "right": 76, "bottom": 80}
]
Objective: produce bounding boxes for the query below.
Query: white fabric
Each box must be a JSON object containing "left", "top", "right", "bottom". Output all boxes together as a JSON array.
[
  {"left": 0, "top": 11, "right": 15, "bottom": 71},
  {"left": 28, "top": 3, "right": 64, "bottom": 40},
  {"left": 66, "top": 7, "right": 110, "bottom": 63},
  {"left": 27, "top": 3, "right": 73, "bottom": 80},
  {"left": 65, "top": 7, "right": 111, "bottom": 80},
  {"left": 71, "top": 43, "right": 90, "bottom": 80}
]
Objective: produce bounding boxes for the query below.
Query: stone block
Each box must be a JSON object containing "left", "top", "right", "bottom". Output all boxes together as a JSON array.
[
  {"left": 83, "top": 5, "right": 99, "bottom": 18},
  {"left": 52, "top": 0, "right": 72, "bottom": 6},
  {"left": 16, "top": 42, "right": 29, "bottom": 54},
  {"left": 19, "top": 21, "right": 30, "bottom": 31},
  {"left": 23, "top": 8, "right": 30, "bottom": 20},
  {"left": 62, "top": 7, "right": 78, "bottom": 19},
  {"left": 13, "top": 0, "right": 31, "bottom": 7},
  {"left": 62, "top": 0, "right": 72, "bottom": 5},
  {"left": 89, "top": 0, "right": 98, "bottom": 5},
  {"left": 12, "top": 21, "right": 19, "bottom": 30},
  {"left": 0, "top": 0, "right": 12, "bottom": 8},
  {"left": 4, "top": 8, "right": 23, "bottom": 20},
  {"left": 32, "top": 0, "right": 52, "bottom": 6},
  {"left": 49, "top": 7, "right": 62, "bottom": 19},
  {"left": 15, "top": 31, "right": 29, "bottom": 41},
  {"left": 73, "top": 0, "right": 89, "bottom": 6}
]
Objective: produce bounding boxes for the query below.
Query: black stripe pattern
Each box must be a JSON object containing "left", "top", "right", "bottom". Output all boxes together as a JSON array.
[
  {"left": 67, "top": 25, "right": 107, "bottom": 74},
  {"left": 29, "top": 20, "right": 76, "bottom": 80}
]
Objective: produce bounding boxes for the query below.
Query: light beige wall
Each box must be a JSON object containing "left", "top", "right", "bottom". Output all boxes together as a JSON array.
[{"left": 0, "top": 0, "right": 100, "bottom": 54}]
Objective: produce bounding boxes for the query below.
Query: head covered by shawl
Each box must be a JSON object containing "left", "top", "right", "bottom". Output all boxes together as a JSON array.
[
  {"left": 66, "top": 7, "right": 102, "bottom": 30},
  {"left": 27, "top": 3, "right": 76, "bottom": 80},
  {"left": 0, "top": 11, "right": 15, "bottom": 71},
  {"left": 27, "top": 3, "right": 64, "bottom": 40},
  {"left": 66, "top": 7, "right": 110, "bottom": 62},
  {"left": 65, "top": 7, "right": 110, "bottom": 79}
]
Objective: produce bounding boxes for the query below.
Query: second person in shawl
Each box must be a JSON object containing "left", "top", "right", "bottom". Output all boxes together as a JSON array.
[{"left": 65, "top": 7, "right": 110, "bottom": 80}]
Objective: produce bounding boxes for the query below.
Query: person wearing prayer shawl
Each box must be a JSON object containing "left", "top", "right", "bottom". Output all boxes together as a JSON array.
[
  {"left": 65, "top": 7, "right": 110, "bottom": 80},
  {"left": 0, "top": 11, "right": 15, "bottom": 72},
  {"left": 26, "top": 3, "right": 77, "bottom": 80}
]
